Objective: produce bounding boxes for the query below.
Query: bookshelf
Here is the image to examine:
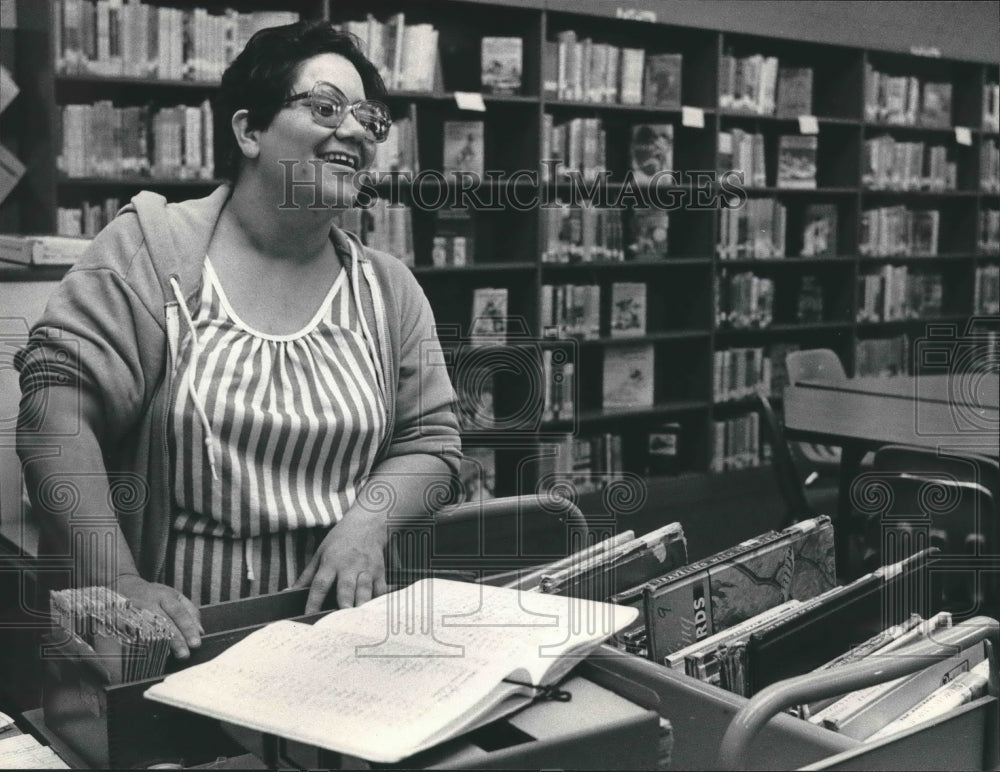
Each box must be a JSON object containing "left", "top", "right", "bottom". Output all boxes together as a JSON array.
[{"left": 2, "top": 0, "right": 998, "bottom": 499}]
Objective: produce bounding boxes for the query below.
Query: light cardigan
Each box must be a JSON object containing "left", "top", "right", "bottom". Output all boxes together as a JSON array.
[{"left": 17, "top": 185, "right": 462, "bottom": 582}]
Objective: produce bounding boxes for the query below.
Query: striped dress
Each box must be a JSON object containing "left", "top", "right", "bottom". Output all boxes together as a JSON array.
[{"left": 165, "top": 258, "right": 387, "bottom": 605}]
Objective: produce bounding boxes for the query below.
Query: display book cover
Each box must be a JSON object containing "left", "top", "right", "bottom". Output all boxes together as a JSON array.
[
  {"left": 143, "top": 579, "right": 638, "bottom": 764},
  {"left": 743, "top": 547, "right": 942, "bottom": 696},
  {"left": 643, "top": 515, "right": 836, "bottom": 665}
]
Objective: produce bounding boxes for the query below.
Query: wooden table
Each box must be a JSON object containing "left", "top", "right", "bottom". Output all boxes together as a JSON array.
[{"left": 783, "top": 374, "right": 999, "bottom": 577}]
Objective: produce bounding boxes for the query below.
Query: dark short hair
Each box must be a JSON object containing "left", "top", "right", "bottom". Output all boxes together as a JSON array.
[{"left": 214, "top": 20, "right": 387, "bottom": 181}]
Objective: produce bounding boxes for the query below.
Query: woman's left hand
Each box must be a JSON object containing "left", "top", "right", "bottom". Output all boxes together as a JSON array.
[{"left": 293, "top": 513, "right": 388, "bottom": 612}]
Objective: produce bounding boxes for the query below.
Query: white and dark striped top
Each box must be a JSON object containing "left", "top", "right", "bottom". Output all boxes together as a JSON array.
[{"left": 166, "top": 258, "right": 387, "bottom": 605}]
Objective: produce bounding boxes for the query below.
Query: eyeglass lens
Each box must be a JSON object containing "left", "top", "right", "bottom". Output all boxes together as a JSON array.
[{"left": 311, "top": 84, "right": 391, "bottom": 142}]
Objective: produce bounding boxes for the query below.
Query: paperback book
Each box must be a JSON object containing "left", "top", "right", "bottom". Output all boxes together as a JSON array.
[
  {"left": 627, "top": 208, "right": 669, "bottom": 261},
  {"left": 470, "top": 287, "right": 508, "bottom": 346},
  {"left": 602, "top": 343, "right": 655, "bottom": 409},
  {"left": 609, "top": 282, "right": 647, "bottom": 338},
  {"left": 643, "top": 53, "right": 682, "bottom": 109},
  {"left": 630, "top": 124, "right": 674, "bottom": 183},
  {"left": 776, "top": 135, "right": 818, "bottom": 189},
  {"left": 481, "top": 36, "right": 523, "bottom": 95}
]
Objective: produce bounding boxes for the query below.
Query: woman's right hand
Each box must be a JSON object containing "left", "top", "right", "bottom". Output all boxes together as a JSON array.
[{"left": 115, "top": 574, "right": 204, "bottom": 659}]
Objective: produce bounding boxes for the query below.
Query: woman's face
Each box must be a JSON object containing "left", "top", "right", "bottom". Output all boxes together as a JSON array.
[{"left": 256, "top": 52, "right": 376, "bottom": 209}]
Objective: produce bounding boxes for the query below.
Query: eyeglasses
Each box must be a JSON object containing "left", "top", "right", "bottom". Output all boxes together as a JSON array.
[{"left": 283, "top": 81, "right": 392, "bottom": 143}]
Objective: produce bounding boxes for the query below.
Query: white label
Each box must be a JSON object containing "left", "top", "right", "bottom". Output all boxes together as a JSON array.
[
  {"left": 954, "top": 126, "right": 972, "bottom": 146},
  {"left": 682, "top": 106, "right": 705, "bottom": 128},
  {"left": 910, "top": 46, "right": 942, "bottom": 58},
  {"left": 454, "top": 92, "right": 487, "bottom": 112},
  {"left": 798, "top": 115, "right": 819, "bottom": 135},
  {"left": 616, "top": 7, "right": 657, "bottom": 22}
]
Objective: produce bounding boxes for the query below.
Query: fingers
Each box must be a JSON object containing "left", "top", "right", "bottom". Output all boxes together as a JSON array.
[
  {"left": 305, "top": 568, "right": 335, "bottom": 615},
  {"left": 291, "top": 553, "right": 319, "bottom": 590},
  {"left": 157, "top": 590, "right": 202, "bottom": 659}
]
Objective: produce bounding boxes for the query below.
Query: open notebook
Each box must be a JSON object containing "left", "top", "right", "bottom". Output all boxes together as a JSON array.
[{"left": 144, "top": 578, "right": 637, "bottom": 763}]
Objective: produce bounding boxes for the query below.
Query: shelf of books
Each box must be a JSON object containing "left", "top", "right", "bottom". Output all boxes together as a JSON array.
[{"left": 2, "top": 0, "right": 998, "bottom": 502}]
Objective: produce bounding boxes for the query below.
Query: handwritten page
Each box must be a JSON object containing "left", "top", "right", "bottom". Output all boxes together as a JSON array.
[
  {"left": 145, "top": 580, "right": 637, "bottom": 763},
  {"left": 0, "top": 734, "right": 70, "bottom": 769}
]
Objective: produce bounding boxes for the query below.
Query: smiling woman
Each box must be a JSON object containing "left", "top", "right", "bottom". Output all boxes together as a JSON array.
[{"left": 16, "top": 21, "right": 462, "bottom": 661}]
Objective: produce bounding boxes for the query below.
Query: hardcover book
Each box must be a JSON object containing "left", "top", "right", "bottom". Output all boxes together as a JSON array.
[
  {"left": 481, "top": 36, "right": 523, "bottom": 95},
  {"left": 801, "top": 203, "right": 838, "bottom": 257},
  {"left": 643, "top": 53, "right": 682, "bottom": 109},
  {"left": 776, "top": 135, "right": 818, "bottom": 189},
  {"left": 627, "top": 208, "right": 669, "bottom": 261},
  {"left": 602, "top": 343, "right": 655, "bottom": 409},
  {"left": 470, "top": 287, "right": 508, "bottom": 346},
  {"left": 610, "top": 282, "right": 647, "bottom": 338},
  {"left": 443, "top": 120, "right": 485, "bottom": 177},
  {"left": 630, "top": 124, "right": 674, "bottom": 183},
  {"left": 775, "top": 66, "right": 813, "bottom": 117},
  {"left": 145, "top": 580, "right": 639, "bottom": 764}
]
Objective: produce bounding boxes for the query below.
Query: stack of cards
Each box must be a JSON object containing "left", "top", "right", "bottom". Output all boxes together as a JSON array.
[{"left": 50, "top": 587, "right": 173, "bottom": 683}]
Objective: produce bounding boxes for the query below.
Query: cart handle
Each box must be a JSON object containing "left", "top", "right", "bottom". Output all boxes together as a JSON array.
[{"left": 718, "top": 615, "right": 1000, "bottom": 771}]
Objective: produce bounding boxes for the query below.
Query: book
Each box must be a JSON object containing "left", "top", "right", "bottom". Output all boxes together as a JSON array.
[
  {"left": 920, "top": 81, "right": 952, "bottom": 128},
  {"left": 796, "top": 275, "right": 825, "bottom": 322},
  {"left": 646, "top": 422, "right": 682, "bottom": 477},
  {"left": 0, "top": 142, "right": 25, "bottom": 205},
  {"left": 144, "top": 579, "right": 639, "bottom": 764},
  {"left": 644, "top": 516, "right": 835, "bottom": 663},
  {"left": 627, "top": 208, "right": 669, "bottom": 261},
  {"left": 643, "top": 53, "right": 682, "bottom": 109},
  {"left": 775, "top": 66, "right": 813, "bottom": 118},
  {"left": 469, "top": 287, "right": 508, "bottom": 347},
  {"left": 0, "top": 233, "right": 91, "bottom": 266},
  {"left": 776, "top": 135, "right": 818, "bottom": 189},
  {"left": 602, "top": 343, "right": 655, "bottom": 409},
  {"left": 630, "top": 124, "right": 674, "bottom": 183},
  {"left": 801, "top": 203, "right": 838, "bottom": 257},
  {"left": 443, "top": 121, "right": 485, "bottom": 177},
  {"left": 610, "top": 282, "right": 647, "bottom": 338},
  {"left": 481, "top": 36, "right": 522, "bottom": 95}
]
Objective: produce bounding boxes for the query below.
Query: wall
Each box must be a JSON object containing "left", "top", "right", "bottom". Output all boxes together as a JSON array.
[{"left": 546, "top": 0, "right": 1000, "bottom": 62}]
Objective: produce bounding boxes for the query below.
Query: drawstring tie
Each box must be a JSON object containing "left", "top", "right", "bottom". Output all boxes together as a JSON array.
[{"left": 169, "top": 276, "right": 220, "bottom": 482}]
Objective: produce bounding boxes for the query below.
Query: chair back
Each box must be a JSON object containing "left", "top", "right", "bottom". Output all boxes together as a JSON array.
[
  {"left": 388, "top": 495, "right": 590, "bottom": 583},
  {"left": 751, "top": 390, "right": 815, "bottom": 527},
  {"left": 851, "top": 470, "right": 998, "bottom": 618},
  {"left": 785, "top": 348, "right": 847, "bottom": 384},
  {"left": 873, "top": 444, "right": 1000, "bottom": 506}
]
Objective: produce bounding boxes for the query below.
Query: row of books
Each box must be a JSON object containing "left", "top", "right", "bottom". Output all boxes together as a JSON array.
[
  {"left": 540, "top": 202, "right": 628, "bottom": 263},
  {"left": 856, "top": 267, "right": 943, "bottom": 323},
  {"left": 719, "top": 58, "right": 813, "bottom": 117},
  {"left": 974, "top": 265, "right": 1000, "bottom": 314},
  {"left": 377, "top": 108, "right": 418, "bottom": 174},
  {"left": 717, "top": 198, "right": 788, "bottom": 259},
  {"left": 540, "top": 282, "right": 648, "bottom": 340},
  {"left": 862, "top": 136, "right": 957, "bottom": 191},
  {"left": 58, "top": 100, "right": 214, "bottom": 180},
  {"left": 332, "top": 203, "right": 415, "bottom": 267},
  {"left": 338, "top": 13, "right": 438, "bottom": 93},
  {"left": 980, "top": 210, "right": 1000, "bottom": 252},
  {"left": 57, "top": 197, "right": 121, "bottom": 237},
  {"left": 710, "top": 412, "right": 765, "bottom": 473},
  {"left": 541, "top": 349, "right": 575, "bottom": 422},
  {"left": 982, "top": 138, "right": 1000, "bottom": 193},
  {"left": 715, "top": 271, "right": 776, "bottom": 329},
  {"left": 545, "top": 32, "right": 681, "bottom": 107},
  {"left": 859, "top": 206, "right": 939, "bottom": 257},
  {"left": 540, "top": 115, "right": 609, "bottom": 183},
  {"left": 864, "top": 66, "right": 952, "bottom": 127},
  {"left": 539, "top": 433, "right": 625, "bottom": 495},
  {"left": 985, "top": 83, "right": 1000, "bottom": 132},
  {"left": 53, "top": 0, "right": 299, "bottom": 80},
  {"left": 713, "top": 347, "right": 771, "bottom": 404}
]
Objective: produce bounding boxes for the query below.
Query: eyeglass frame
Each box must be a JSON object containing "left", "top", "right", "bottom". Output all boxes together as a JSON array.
[{"left": 282, "top": 81, "right": 392, "bottom": 143}]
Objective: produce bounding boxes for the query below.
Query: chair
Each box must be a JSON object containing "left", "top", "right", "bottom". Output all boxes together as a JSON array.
[
  {"left": 387, "top": 494, "right": 590, "bottom": 585},
  {"left": 851, "top": 470, "right": 998, "bottom": 619},
  {"left": 872, "top": 444, "right": 1000, "bottom": 506},
  {"left": 783, "top": 348, "right": 860, "bottom": 484},
  {"left": 751, "top": 390, "right": 818, "bottom": 528}
]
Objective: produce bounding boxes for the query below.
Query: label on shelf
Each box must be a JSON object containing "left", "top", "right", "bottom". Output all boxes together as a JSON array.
[
  {"left": 616, "top": 7, "right": 658, "bottom": 22},
  {"left": 798, "top": 115, "right": 819, "bottom": 135},
  {"left": 954, "top": 126, "right": 972, "bottom": 146},
  {"left": 909, "top": 46, "right": 942, "bottom": 58},
  {"left": 681, "top": 106, "right": 705, "bottom": 129},
  {"left": 455, "top": 92, "right": 487, "bottom": 112}
]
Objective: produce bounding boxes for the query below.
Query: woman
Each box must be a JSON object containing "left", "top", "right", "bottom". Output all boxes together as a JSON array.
[{"left": 16, "top": 21, "right": 461, "bottom": 659}]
